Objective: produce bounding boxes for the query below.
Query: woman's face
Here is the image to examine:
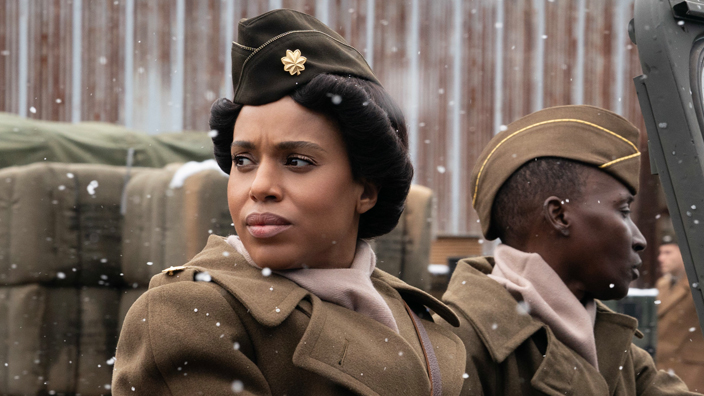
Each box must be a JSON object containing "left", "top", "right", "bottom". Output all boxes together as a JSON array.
[{"left": 228, "top": 96, "right": 377, "bottom": 270}]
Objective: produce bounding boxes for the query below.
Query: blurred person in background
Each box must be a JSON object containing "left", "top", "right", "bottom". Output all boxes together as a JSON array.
[{"left": 656, "top": 232, "right": 704, "bottom": 392}]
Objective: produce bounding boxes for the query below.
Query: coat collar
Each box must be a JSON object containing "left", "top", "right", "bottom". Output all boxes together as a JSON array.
[
  {"left": 446, "top": 257, "right": 643, "bottom": 395},
  {"left": 593, "top": 300, "right": 641, "bottom": 394},
  {"left": 179, "top": 235, "right": 460, "bottom": 328},
  {"left": 444, "top": 256, "right": 544, "bottom": 363},
  {"left": 159, "top": 236, "right": 465, "bottom": 396}
]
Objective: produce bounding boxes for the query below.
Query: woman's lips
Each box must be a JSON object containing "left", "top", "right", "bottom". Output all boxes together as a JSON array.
[{"left": 245, "top": 213, "right": 292, "bottom": 239}]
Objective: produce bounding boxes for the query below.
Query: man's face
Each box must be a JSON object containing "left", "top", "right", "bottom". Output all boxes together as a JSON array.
[
  {"left": 566, "top": 168, "right": 647, "bottom": 300},
  {"left": 658, "top": 244, "right": 685, "bottom": 277}
]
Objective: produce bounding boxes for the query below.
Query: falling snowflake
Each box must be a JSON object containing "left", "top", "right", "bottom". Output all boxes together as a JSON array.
[
  {"left": 195, "top": 272, "right": 212, "bottom": 282},
  {"left": 231, "top": 380, "right": 244, "bottom": 393},
  {"left": 87, "top": 180, "right": 99, "bottom": 195}
]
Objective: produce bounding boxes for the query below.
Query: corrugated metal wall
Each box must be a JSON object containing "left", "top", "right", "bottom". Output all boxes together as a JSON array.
[{"left": 0, "top": 0, "right": 658, "bottom": 259}]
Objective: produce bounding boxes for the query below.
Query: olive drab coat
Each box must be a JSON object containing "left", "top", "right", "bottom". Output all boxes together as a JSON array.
[
  {"left": 112, "top": 236, "right": 466, "bottom": 396},
  {"left": 656, "top": 275, "right": 704, "bottom": 392},
  {"left": 436, "top": 257, "right": 699, "bottom": 396}
]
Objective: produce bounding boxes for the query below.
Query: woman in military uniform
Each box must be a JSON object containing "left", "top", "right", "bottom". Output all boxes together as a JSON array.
[{"left": 112, "top": 9, "right": 465, "bottom": 396}]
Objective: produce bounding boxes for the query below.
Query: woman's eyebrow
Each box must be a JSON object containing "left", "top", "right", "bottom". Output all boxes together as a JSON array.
[{"left": 276, "top": 141, "right": 327, "bottom": 153}]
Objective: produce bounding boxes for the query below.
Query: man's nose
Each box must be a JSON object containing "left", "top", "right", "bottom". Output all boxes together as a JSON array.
[{"left": 631, "top": 221, "right": 647, "bottom": 253}]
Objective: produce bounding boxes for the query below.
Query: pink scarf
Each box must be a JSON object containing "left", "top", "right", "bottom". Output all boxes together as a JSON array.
[
  {"left": 226, "top": 235, "right": 399, "bottom": 333},
  {"left": 489, "top": 244, "right": 599, "bottom": 369}
]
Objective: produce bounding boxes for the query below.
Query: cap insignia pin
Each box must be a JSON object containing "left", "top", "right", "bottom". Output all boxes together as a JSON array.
[{"left": 281, "top": 49, "right": 307, "bottom": 76}]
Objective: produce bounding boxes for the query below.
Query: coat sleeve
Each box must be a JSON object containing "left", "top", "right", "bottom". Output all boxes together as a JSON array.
[
  {"left": 631, "top": 343, "right": 702, "bottom": 395},
  {"left": 112, "top": 281, "right": 272, "bottom": 396}
]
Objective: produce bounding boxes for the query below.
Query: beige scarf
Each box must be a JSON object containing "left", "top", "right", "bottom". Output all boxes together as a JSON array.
[
  {"left": 226, "top": 235, "right": 399, "bottom": 333},
  {"left": 489, "top": 244, "right": 599, "bottom": 369}
]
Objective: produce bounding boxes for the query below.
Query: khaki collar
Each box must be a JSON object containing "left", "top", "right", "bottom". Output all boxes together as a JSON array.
[
  {"left": 444, "top": 256, "right": 544, "bottom": 363},
  {"left": 155, "top": 235, "right": 465, "bottom": 395},
  {"left": 445, "top": 257, "right": 643, "bottom": 394},
  {"left": 164, "top": 235, "right": 460, "bottom": 328}
]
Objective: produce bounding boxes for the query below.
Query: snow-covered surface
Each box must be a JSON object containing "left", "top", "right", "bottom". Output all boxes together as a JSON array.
[
  {"left": 428, "top": 264, "right": 450, "bottom": 275},
  {"left": 169, "top": 159, "right": 227, "bottom": 189},
  {"left": 627, "top": 288, "right": 659, "bottom": 297}
]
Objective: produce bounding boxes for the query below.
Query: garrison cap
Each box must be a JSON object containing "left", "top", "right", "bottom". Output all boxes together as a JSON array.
[
  {"left": 471, "top": 105, "right": 642, "bottom": 240},
  {"left": 231, "top": 9, "right": 380, "bottom": 105}
]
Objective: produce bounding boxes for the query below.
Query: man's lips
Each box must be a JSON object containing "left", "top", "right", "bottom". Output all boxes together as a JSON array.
[
  {"left": 632, "top": 262, "right": 642, "bottom": 280},
  {"left": 245, "top": 213, "right": 292, "bottom": 238}
]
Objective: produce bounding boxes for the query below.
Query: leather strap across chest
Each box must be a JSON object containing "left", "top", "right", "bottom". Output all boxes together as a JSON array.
[{"left": 403, "top": 302, "right": 442, "bottom": 396}]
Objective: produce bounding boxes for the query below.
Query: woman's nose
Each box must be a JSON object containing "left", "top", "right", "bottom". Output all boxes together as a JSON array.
[{"left": 249, "top": 160, "right": 283, "bottom": 202}]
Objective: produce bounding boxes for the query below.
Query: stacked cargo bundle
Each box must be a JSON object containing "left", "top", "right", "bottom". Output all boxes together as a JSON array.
[
  {"left": 0, "top": 163, "right": 138, "bottom": 396},
  {"left": 118, "top": 164, "right": 231, "bottom": 330}
]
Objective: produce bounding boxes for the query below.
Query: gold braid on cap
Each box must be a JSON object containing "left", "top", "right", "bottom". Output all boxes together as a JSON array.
[{"left": 472, "top": 118, "right": 640, "bottom": 207}]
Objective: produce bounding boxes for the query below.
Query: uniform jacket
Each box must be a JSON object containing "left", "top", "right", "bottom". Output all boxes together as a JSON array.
[
  {"left": 656, "top": 275, "right": 704, "bottom": 392},
  {"left": 112, "top": 236, "right": 466, "bottom": 395},
  {"left": 437, "top": 257, "right": 698, "bottom": 396}
]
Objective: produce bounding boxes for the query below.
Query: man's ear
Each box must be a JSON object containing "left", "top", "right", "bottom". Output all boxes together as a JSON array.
[
  {"left": 543, "top": 196, "right": 570, "bottom": 236},
  {"left": 356, "top": 181, "right": 379, "bottom": 214}
]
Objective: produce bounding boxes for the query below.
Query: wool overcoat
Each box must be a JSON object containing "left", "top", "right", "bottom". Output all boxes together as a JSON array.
[
  {"left": 112, "top": 236, "right": 466, "bottom": 395},
  {"left": 656, "top": 275, "right": 704, "bottom": 392},
  {"left": 436, "top": 257, "right": 699, "bottom": 396}
]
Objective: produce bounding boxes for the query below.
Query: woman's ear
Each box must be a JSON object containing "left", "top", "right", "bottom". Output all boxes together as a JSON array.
[
  {"left": 356, "top": 181, "right": 379, "bottom": 214},
  {"left": 543, "top": 196, "right": 570, "bottom": 236}
]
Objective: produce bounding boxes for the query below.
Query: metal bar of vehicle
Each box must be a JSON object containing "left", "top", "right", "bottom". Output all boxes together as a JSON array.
[{"left": 632, "top": 0, "right": 704, "bottom": 333}]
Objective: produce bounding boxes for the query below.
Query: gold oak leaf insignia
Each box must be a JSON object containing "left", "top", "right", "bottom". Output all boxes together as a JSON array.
[{"left": 281, "top": 49, "right": 307, "bottom": 76}]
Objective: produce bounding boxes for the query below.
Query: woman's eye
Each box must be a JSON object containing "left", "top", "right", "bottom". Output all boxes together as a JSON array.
[
  {"left": 233, "top": 156, "right": 254, "bottom": 166},
  {"left": 285, "top": 156, "right": 313, "bottom": 167}
]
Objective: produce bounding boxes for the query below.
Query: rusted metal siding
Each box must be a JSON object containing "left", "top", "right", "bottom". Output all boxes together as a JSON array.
[{"left": 0, "top": 0, "right": 658, "bottom": 249}]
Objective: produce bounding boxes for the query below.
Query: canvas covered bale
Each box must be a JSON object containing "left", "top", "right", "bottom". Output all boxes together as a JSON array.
[
  {"left": 0, "top": 162, "right": 141, "bottom": 287},
  {"left": 121, "top": 164, "right": 231, "bottom": 287},
  {"left": 0, "top": 284, "right": 119, "bottom": 396},
  {"left": 374, "top": 185, "right": 434, "bottom": 291},
  {"left": 0, "top": 112, "right": 212, "bottom": 169}
]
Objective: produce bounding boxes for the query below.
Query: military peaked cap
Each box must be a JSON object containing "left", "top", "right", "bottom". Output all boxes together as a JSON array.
[
  {"left": 231, "top": 9, "right": 380, "bottom": 105},
  {"left": 471, "top": 105, "right": 642, "bottom": 240}
]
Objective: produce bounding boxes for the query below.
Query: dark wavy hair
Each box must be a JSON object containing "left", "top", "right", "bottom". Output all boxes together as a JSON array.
[{"left": 209, "top": 74, "right": 413, "bottom": 239}]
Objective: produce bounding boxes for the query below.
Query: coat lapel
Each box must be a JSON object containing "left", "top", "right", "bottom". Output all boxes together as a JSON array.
[
  {"left": 443, "top": 258, "right": 543, "bottom": 362},
  {"left": 445, "top": 259, "right": 612, "bottom": 395},
  {"left": 185, "top": 236, "right": 463, "bottom": 396},
  {"left": 292, "top": 297, "right": 431, "bottom": 396},
  {"left": 531, "top": 328, "right": 608, "bottom": 395},
  {"left": 594, "top": 301, "right": 640, "bottom": 395}
]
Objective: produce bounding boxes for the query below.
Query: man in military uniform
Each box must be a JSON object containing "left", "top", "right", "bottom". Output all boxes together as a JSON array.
[
  {"left": 656, "top": 233, "right": 704, "bottom": 392},
  {"left": 438, "top": 105, "right": 699, "bottom": 395}
]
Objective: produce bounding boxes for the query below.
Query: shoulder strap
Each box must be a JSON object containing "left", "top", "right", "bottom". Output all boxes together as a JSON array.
[{"left": 404, "top": 302, "right": 442, "bottom": 396}]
